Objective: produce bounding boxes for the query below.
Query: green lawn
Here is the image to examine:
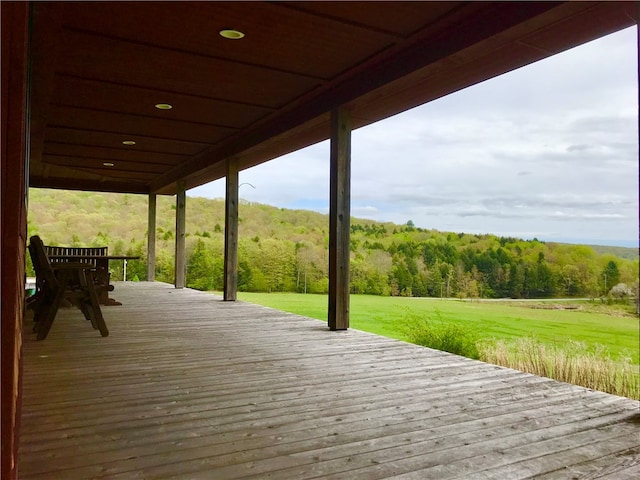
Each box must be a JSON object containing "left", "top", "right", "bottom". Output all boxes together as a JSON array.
[{"left": 232, "top": 292, "right": 639, "bottom": 364}]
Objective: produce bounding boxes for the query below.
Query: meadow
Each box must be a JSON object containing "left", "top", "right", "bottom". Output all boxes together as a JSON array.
[
  {"left": 233, "top": 292, "right": 639, "bottom": 398},
  {"left": 235, "top": 292, "right": 639, "bottom": 365}
]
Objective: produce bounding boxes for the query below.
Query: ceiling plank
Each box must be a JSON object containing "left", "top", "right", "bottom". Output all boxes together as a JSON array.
[
  {"left": 52, "top": 75, "right": 274, "bottom": 129},
  {"left": 45, "top": 127, "right": 211, "bottom": 156},
  {"left": 44, "top": 143, "right": 187, "bottom": 166},
  {"left": 43, "top": 154, "right": 169, "bottom": 173},
  {"left": 68, "top": 167, "right": 157, "bottom": 180},
  {"left": 27, "top": 2, "right": 636, "bottom": 195},
  {"left": 56, "top": 29, "right": 322, "bottom": 109},
  {"left": 60, "top": 1, "right": 404, "bottom": 80},
  {"left": 150, "top": 2, "right": 561, "bottom": 192},
  {"left": 48, "top": 105, "right": 236, "bottom": 144},
  {"left": 281, "top": 1, "right": 465, "bottom": 37}
]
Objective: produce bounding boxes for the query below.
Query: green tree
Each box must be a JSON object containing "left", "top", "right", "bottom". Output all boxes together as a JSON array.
[
  {"left": 426, "top": 265, "right": 443, "bottom": 297},
  {"left": 560, "top": 264, "right": 580, "bottom": 296},
  {"left": 25, "top": 188, "right": 639, "bottom": 300},
  {"left": 529, "top": 261, "right": 556, "bottom": 297},
  {"left": 508, "top": 263, "right": 526, "bottom": 298},
  {"left": 391, "top": 258, "right": 413, "bottom": 296},
  {"left": 125, "top": 241, "right": 147, "bottom": 281},
  {"left": 256, "top": 238, "right": 296, "bottom": 292},
  {"left": 406, "top": 220, "right": 415, "bottom": 232},
  {"left": 154, "top": 249, "right": 175, "bottom": 284},
  {"left": 186, "top": 239, "right": 216, "bottom": 291},
  {"left": 602, "top": 260, "right": 620, "bottom": 293}
]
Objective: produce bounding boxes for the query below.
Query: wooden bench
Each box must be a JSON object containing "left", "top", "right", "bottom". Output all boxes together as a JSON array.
[
  {"left": 44, "top": 245, "right": 114, "bottom": 304},
  {"left": 29, "top": 236, "right": 108, "bottom": 339}
]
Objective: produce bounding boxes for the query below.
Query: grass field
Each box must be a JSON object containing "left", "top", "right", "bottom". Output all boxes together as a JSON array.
[{"left": 233, "top": 292, "right": 639, "bottom": 365}]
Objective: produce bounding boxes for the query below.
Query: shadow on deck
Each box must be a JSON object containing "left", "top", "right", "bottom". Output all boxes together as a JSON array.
[{"left": 18, "top": 282, "right": 640, "bottom": 479}]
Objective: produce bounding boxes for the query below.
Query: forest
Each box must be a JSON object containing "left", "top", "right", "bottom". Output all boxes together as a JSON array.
[{"left": 27, "top": 188, "right": 639, "bottom": 299}]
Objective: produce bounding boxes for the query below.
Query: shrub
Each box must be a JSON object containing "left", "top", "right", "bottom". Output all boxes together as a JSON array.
[
  {"left": 609, "top": 283, "right": 633, "bottom": 302},
  {"left": 402, "top": 310, "right": 480, "bottom": 359}
]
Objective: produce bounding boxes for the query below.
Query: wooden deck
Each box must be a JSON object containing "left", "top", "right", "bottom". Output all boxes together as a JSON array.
[{"left": 19, "top": 282, "right": 640, "bottom": 479}]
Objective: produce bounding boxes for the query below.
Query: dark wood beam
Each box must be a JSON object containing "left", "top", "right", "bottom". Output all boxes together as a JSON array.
[
  {"left": 328, "top": 108, "right": 351, "bottom": 331},
  {"left": 28, "top": 2, "right": 66, "bottom": 166},
  {"left": 147, "top": 193, "right": 156, "bottom": 282},
  {"left": 223, "top": 159, "right": 239, "bottom": 301},
  {"left": 1, "top": 2, "right": 29, "bottom": 478},
  {"left": 174, "top": 181, "right": 186, "bottom": 289},
  {"left": 29, "top": 176, "right": 150, "bottom": 194},
  {"left": 43, "top": 158, "right": 168, "bottom": 176},
  {"left": 43, "top": 153, "right": 174, "bottom": 169},
  {"left": 44, "top": 142, "right": 187, "bottom": 165}
]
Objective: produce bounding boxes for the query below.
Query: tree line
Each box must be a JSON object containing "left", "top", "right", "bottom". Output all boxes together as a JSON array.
[{"left": 27, "top": 188, "right": 639, "bottom": 299}]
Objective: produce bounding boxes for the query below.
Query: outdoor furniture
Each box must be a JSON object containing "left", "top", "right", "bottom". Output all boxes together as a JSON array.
[
  {"left": 28, "top": 235, "right": 108, "bottom": 340},
  {"left": 44, "top": 246, "right": 139, "bottom": 305},
  {"left": 45, "top": 245, "right": 113, "bottom": 302}
]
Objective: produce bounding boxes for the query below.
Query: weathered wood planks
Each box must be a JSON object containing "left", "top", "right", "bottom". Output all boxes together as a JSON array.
[
  {"left": 18, "top": 282, "right": 640, "bottom": 479},
  {"left": 328, "top": 108, "right": 351, "bottom": 330},
  {"left": 224, "top": 158, "right": 239, "bottom": 301},
  {"left": 174, "top": 181, "right": 186, "bottom": 289}
]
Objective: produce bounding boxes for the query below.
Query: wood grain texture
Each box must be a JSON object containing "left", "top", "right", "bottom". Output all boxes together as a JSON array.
[
  {"left": 223, "top": 159, "right": 239, "bottom": 301},
  {"left": 147, "top": 193, "right": 156, "bottom": 282},
  {"left": 27, "top": 2, "right": 635, "bottom": 195},
  {"left": 18, "top": 282, "right": 640, "bottom": 479},
  {"left": 174, "top": 182, "right": 186, "bottom": 289},
  {"left": 1, "top": 2, "right": 29, "bottom": 478},
  {"left": 328, "top": 108, "right": 351, "bottom": 331}
]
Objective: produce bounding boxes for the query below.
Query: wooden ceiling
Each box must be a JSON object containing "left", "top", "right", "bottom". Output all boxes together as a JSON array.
[{"left": 28, "top": 1, "right": 637, "bottom": 195}]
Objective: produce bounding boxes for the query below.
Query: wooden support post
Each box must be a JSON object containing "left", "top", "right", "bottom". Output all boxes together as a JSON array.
[
  {"left": 146, "top": 193, "right": 156, "bottom": 282},
  {"left": 174, "top": 181, "right": 186, "bottom": 289},
  {"left": 224, "top": 159, "right": 239, "bottom": 301},
  {"left": 328, "top": 108, "right": 351, "bottom": 330},
  {"left": 1, "top": 3, "right": 29, "bottom": 478}
]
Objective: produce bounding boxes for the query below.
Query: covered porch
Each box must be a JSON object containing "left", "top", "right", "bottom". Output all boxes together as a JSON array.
[
  {"left": 19, "top": 282, "right": 640, "bottom": 479},
  {"left": 4, "top": 2, "right": 639, "bottom": 478}
]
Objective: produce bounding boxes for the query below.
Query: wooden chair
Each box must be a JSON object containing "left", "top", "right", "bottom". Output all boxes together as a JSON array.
[{"left": 28, "top": 235, "right": 109, "bottom": 340}]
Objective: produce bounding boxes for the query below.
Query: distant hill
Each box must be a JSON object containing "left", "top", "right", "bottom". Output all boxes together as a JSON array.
[
  {"left": 27, "top": 188, "right": 638, "bottom": 298},
  {"left": 586, "top": 244, "right": 638, "bottom": 261}
]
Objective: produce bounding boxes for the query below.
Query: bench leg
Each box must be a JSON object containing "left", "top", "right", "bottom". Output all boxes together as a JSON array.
[
  {"left": 36, "top": 275, "right": 68, "bottom": 340},
  {"left": 84, "top": 271, "right": 109, "bottom": 337}
]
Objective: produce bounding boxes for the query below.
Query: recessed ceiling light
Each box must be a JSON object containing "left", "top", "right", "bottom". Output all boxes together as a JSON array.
[
  {"left": 155, "top": 103, "right": 173, "bottom": 110},
  {"left": 103, "top": 162, "right": 115, "bottom": 167},
  {"left": 219, "top": 29, "right": 245, "bottom": 39},
  {"left": 122, "top": 140, "right": 136, "bottom": 145}
]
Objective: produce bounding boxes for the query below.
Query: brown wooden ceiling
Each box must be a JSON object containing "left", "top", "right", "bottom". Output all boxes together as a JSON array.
[{"left": 28, "top": 1, "right": 637, "bottom": 195}]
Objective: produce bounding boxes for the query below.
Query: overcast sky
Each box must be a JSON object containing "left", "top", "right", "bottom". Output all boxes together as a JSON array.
[{"left": 191, "top": 27, "right": 638, "bottom": 248}]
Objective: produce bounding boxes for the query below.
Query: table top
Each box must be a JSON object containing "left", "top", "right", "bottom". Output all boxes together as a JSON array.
[{"left": 47, "top": 254, "right": 140, "bottom": 260}]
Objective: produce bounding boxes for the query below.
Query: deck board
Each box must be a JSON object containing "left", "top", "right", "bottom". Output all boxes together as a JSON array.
[{"left": 18, "top": 282, "right": 639, "bottom": 479}]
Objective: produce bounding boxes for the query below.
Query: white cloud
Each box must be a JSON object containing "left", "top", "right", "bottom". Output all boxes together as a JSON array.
[
  {"left": 190, "top": 27, "right": 638, "bottom": 247},
  {"left": 353, "top": 205, "right": 379, "bottom": 216}
]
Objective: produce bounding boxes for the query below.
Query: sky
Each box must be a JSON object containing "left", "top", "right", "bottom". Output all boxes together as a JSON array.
[{"left": 190, "top": 26, "right": 639, "bottom": 248}]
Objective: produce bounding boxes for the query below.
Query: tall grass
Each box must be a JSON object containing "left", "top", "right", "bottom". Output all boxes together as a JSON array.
[
  {"left": 401, "top": 310, "right": 480, "bottom": 360},
  {"left": 479, "top": 338, "right": 639, "bottom": 400},
  {"left": 401, "top": 310, "right": 638, "bottom": 399}
]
